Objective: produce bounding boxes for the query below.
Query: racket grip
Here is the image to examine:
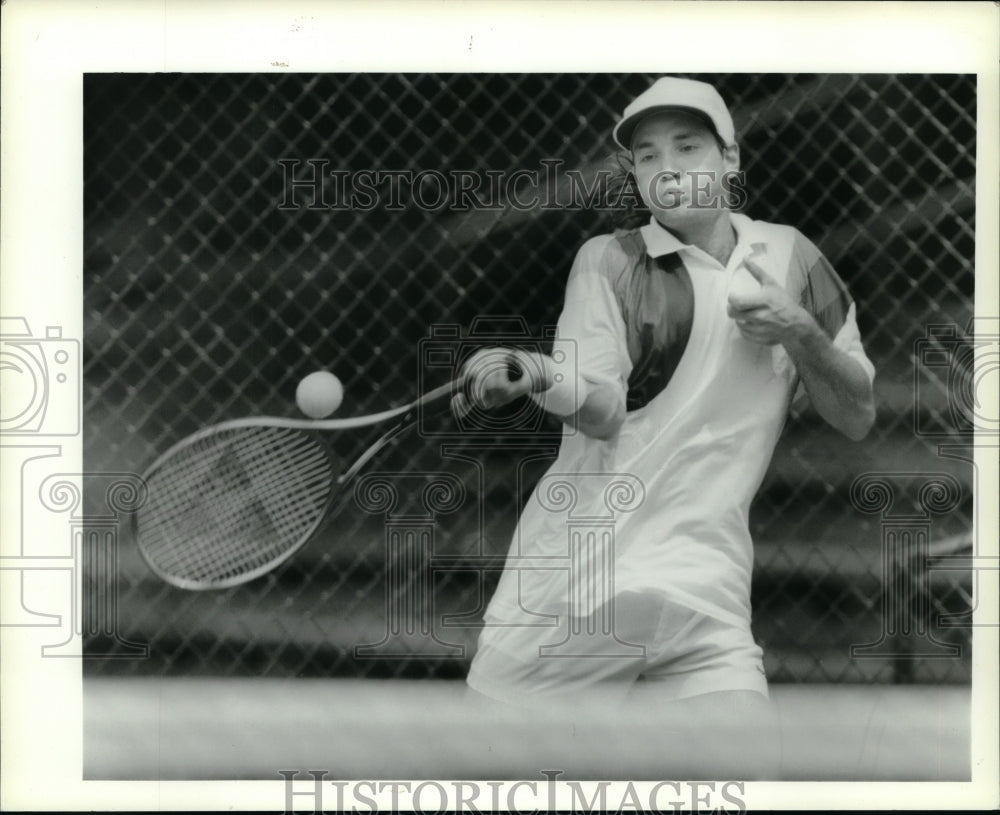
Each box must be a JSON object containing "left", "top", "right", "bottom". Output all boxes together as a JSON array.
[
  {"left": 458, "top": 352, "right": 524, "bottom": 402},
  {"left": 507, "top": 355, "right": 524, "bottom": 382}
]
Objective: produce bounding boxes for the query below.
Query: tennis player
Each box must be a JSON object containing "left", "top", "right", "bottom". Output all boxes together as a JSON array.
[{"left": 456, "top": 77, "right": 876, "bottom": 712}]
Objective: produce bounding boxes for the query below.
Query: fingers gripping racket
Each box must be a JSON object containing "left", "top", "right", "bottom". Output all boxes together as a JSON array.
[{"left": 132, "top": 380, "right": 456, "bottom": 590}]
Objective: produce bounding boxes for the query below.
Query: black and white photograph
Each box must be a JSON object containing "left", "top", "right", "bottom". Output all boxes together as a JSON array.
[{"left": 1, "top": 2, "right": 997, "bottom": 811}]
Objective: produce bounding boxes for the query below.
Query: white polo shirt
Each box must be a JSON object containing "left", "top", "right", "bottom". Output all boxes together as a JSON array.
[{"left": 482, "top": 213, "right": 875, "bottom": 632}]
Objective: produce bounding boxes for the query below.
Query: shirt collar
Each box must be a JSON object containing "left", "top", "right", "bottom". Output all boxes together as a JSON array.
[
  {"left": 640, "top": 213, "right": 766, "bottom": 260},
  {"left": 639, "top": 218, "right": 688, "bottom": 258}
]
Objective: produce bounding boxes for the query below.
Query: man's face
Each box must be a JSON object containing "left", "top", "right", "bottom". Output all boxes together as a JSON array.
[{"left": 630, "top": 110, "right": 740, "bottom": 228}]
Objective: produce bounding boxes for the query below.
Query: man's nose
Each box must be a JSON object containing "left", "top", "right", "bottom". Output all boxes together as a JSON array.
[{"left": 655, "top": 167, "right": 681, "bottom": 185}]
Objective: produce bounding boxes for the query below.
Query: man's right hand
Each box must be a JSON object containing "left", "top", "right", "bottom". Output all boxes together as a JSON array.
[{"left": 451, "top": 347, "right": 554, "bottom": 418}]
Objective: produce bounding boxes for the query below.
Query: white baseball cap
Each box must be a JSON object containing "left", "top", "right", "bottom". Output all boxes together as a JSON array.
[{"left": 613, "top": 76, "right": 736, "bottom": 151}]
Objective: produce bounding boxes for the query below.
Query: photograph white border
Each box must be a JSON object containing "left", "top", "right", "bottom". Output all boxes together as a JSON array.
[{"left": 1, "top": 0, "right": 997, "bottom": 810}]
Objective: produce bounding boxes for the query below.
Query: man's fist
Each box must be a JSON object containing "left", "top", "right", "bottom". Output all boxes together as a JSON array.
[{"left": 451, "top": 347, "right": 553, "bottom": 418}]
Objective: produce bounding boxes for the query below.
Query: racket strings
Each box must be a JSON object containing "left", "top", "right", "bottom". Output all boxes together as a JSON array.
[
  {"left": 137, "top": 427, "right": 335, "bottom": 586},
  {"left": 142, "top": 438, "right": 328, "bottom": 582}
]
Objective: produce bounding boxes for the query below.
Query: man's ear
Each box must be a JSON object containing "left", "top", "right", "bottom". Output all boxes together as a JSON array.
[{"left": 722, "top": 143, "right": 740, "bottom": 173}]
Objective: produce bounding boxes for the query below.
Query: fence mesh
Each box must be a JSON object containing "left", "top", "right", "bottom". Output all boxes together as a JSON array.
[{"left": 82, "top": 73, "right": 976, "bottom": 683}]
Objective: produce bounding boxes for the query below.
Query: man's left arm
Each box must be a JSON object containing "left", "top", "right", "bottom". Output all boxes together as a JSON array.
[{"left": 728, "top": 259, "right": 875, "bottom": 441}]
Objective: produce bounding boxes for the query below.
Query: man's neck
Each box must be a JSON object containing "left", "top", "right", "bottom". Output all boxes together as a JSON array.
[{"left": 657, "top": 213, "right": 737, "bottom": 267}]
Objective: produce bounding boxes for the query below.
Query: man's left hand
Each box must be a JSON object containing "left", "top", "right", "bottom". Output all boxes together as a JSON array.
[{"left": 726, "top": 259, "right": 813, "bottom": 347}]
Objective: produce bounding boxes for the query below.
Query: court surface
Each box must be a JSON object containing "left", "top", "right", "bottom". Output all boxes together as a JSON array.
[{"left": 85, "top": 677, "right": 969, "bottom": 781}]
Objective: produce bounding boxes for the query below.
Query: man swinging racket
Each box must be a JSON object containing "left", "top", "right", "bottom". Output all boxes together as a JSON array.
[{"left": 455, "top": 77, "right": 876, "bottom": 711}]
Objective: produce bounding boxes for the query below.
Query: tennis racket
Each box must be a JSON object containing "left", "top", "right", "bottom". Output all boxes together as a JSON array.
[{"left": 132, "top": 379, "right": 457, "bottom": 590}]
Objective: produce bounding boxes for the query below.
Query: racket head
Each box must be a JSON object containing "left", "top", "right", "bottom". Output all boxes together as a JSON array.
[
  {"left": 133, "top": 379, "right": 457, "bottom": 589},
  {"left": 133, "top": 425, "right": 338, "bottom": 590}
]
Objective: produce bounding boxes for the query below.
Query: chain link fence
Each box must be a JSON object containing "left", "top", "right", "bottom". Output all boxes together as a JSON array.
[{"left": 82, "top": 73, "right": 976, "bottom": 683}]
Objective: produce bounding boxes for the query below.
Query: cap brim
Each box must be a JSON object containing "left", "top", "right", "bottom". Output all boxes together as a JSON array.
[{"left": 613, "top": 106, "right": 721, "bottom": 151}]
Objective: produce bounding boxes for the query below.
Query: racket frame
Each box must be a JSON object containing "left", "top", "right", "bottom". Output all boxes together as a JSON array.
[{"left": 132, "top": 379, "right": 456, "bottom": 590}]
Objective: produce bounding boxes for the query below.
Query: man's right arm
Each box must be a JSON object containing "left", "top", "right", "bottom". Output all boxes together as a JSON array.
[
  {"left": 452, "top": 347, "right": 626, "bottom": 441},
  {"left": 530, "top": 351, "right": 626, "bottom": 441},
  {"left": 454, "top": 236, "right": 631, "bottom": 441}
]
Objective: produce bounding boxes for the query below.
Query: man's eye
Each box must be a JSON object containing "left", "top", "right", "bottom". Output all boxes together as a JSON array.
[
  {"left": 680, "top": 144, "right": 698, "bottom": 153},
  {"left": 638, "top": 154, "right": 655, "bottom": 163}
]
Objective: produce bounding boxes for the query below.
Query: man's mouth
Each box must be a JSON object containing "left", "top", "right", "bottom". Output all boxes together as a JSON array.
[{"left": 656, "top": 187, "right": 687, "bottom": 208}]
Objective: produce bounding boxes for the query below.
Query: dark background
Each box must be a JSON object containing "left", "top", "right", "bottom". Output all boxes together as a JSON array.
[{"left": 82, "top": 73, "right": 975, "bottom": 683}]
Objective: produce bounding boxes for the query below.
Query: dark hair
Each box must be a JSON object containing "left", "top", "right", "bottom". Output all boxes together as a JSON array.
[{"left": 606, "top": 150, "right": 649, "bottom": 231}]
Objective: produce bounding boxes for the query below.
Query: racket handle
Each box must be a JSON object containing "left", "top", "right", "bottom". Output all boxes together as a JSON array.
[
  {"left": 458, "top": 353, "right": 525, "bottom": 403},
  {"left": 507, "top": 356, "right": 524, "bottom": 382}
]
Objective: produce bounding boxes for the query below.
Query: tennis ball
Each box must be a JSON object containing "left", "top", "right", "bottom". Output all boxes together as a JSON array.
[
  {"left": 727, "top": 268, "right": 762, "bottom": 303},
  {"left": 296, "top": 371, "right": 344, "bottom": 418},
  {"left": 728, "top": 249, "right": 767, "bottom": 307}
]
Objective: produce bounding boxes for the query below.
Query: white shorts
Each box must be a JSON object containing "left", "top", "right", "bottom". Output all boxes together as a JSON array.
[{"left": 466, "top": 590, "right": 767, "bottom": 706}]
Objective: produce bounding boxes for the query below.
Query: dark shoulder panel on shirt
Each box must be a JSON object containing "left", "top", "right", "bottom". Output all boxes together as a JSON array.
[
  {"left": 789, "top": 228, "right": 854, "bottom": 340},
  {"left": 566, "top": 231, "right": 646, "bottom": 326},
  {"left": 571, "top": 230, "right": 644, "bottom": 286},
  {"left": 583, "top": 229, "right": 646, "bottom": 308}
]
